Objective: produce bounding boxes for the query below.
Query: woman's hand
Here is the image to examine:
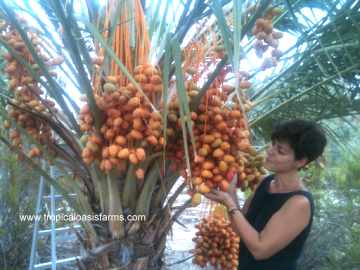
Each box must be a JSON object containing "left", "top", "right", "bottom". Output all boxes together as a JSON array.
[
  {"left": 203, "top": 189, "right": 236, "bottom": 209},
  {"left": 203, "top": 173, "right": 239, "bottom": 209},
  {"left": 227, "top": 172, "right": 238, "bottom": 201}
]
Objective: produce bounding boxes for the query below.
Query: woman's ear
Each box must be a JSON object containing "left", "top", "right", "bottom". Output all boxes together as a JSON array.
[{"left": 296, "top": 158, "right": 308, "bottom": 169}]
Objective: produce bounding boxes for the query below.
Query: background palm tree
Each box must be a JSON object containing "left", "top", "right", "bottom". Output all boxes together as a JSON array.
[
  {"left": 249, "top": 0, "right": 360, "bottom": 137},
  {"left": 0, "top": 0, "right": 359, "bottom": 269},
  {"left": 0, "top": 141, "right": 39, "bottom": 270}
]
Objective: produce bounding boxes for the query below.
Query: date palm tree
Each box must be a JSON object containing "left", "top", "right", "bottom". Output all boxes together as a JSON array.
[{"left": 0, "top": 0, "right": 359, "bottom": 269}]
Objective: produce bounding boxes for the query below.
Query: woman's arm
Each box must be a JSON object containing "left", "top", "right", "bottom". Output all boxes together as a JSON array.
[
  {"left": 226, "top": 195, "right": 311, "bottom": 260},
  {"left": 229, "top": 192, "right": 253, "bottom": 233},
  {"left": 230, "top": 174, "right": 265, "bottom": 215},
  {"left": 206, "top": 191, "right": 311, "bottom": 260},
  {"left": 228, "top": 175, "right": 260, "bottom": 231}
]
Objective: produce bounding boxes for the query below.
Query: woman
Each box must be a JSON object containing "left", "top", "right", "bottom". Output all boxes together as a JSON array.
[{"left": 204, "top": 119, "right": 327, "bottom": 270}]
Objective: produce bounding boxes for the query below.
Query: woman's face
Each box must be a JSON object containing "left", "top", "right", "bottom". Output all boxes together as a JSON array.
[{"left": 264, "top": 140, "right": 302, "bottom": 173}]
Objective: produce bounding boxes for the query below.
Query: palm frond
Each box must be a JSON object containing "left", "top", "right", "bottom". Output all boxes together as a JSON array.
[
  {"left": 0, "top": 3, "right": 81, "bottom": 134},
  {"left": 249, "top": 1, "right": 360, "bottom": 133}
]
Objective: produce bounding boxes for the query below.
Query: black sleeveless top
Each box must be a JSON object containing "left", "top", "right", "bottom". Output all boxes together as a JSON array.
[{"left": 238, "top": 174, "right": 314, "bottom": 270}]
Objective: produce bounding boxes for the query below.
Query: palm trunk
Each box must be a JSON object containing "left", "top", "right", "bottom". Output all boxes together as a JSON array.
[
  {"left": 76, "top": 165, "right": 185, "bottom": 270},
  {"left": 78, "top": 209, "right": 173, "bottom": 269}
]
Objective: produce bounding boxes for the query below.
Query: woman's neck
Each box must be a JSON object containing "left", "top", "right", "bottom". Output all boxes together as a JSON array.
[{"left": 273, "top": 171, "right": 303, "bottom": 192}]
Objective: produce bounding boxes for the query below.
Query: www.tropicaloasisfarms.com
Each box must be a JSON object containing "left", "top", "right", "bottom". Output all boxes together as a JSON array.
[{"left": 19, "top": 213, "right": 146, "bottom": 222}]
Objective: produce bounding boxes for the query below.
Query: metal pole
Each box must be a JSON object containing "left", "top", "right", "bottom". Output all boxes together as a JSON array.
[
  {"left": 29, "top": 167, "right": 45, "bottom": 270},
  {"left": 50, "top": 166, "right": 57, "bottom": 270}
]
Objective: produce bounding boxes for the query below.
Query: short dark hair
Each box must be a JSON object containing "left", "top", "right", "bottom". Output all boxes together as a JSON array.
[{"left": 271, "top": 119, "right": 327, "bottom": 163}]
